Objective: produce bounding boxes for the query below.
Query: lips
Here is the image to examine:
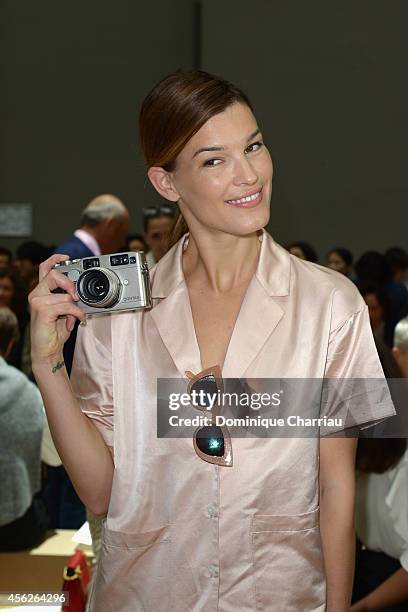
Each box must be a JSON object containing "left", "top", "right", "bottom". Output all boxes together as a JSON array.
[{"left": 225, "top": 187, "right": 263, "bottom": 208}]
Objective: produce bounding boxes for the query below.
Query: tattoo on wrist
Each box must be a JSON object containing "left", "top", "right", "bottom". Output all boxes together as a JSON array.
[{"left": 51, "top": 360, "right": 65, "bottom": 374}]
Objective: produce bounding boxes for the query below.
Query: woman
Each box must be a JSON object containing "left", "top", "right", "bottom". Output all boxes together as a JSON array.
[
  {"left": 352, "top": 443, "right": 408, "bottom": 611},
  {"left": 286, "top": 240, "right": 318, "bottom": 262},
  {"left": 327, "top": 247, "right": 354, "bottom": 277},
  {"left": 29, "top": 71, "right": 395, "bottom": 611}
]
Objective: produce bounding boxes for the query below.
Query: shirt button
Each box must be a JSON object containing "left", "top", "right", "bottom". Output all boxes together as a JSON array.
[
  {"left": 207, "top": 504, "right": 218, "bottom": 518},
  {"left": 208, "top": 564, "right": 219, "bottom": 578}
]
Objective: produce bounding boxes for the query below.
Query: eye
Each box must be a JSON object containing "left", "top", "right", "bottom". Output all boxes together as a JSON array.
[
  {"left": 203, "top": 158, "right": 223, "bottom": 167},
  {"left": 245, "top": 141, "right": 264, "bottom": 154}
]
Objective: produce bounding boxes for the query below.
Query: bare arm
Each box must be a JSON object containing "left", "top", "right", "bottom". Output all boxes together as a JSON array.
[
  {"left": 351, "top": 567, "right": 408, "bottom": 611},
  {"left": 30, "top": 254, "right": 114, "bottom": 516},
  {"left": 319, "top": 436, "right": 358, "bottom": 612}
]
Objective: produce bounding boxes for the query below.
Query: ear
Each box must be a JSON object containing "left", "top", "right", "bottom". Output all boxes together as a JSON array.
[
  {"left": 147, "top": 167, "right": 180, "bottom": 203},
  {"left": 5, "top": 338, "right": 15, "bottom": 361}
]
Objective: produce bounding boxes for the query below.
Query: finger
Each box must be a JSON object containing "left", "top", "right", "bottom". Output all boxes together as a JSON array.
[
  {"left": 38, "top": 254, "right": 70, "bottom": 282},
  {"left": 66, "top": 315, "right": 76, "bottom": 332},
  {"left": 32, "top": 269, "right": 77, "bottom": 300},
  {"left": 37, "top": 302, "right": 85, "bottom": 324},
  {"left": 30, "top": 293, "right": 78, "bottom": 308}
]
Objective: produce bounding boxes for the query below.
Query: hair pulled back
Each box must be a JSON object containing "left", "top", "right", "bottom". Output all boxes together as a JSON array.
[{"left": 139, "top": 70, "right": 253, "bottom": 247}]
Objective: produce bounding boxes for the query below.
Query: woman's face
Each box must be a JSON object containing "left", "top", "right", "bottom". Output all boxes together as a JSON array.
[
  {"left": 289, "top": 246, "right": 306, "bottom": 260},
  {"left": 364, "top": 292, "right": 384, "bottom": 330},
  {"left": 0, "top": 276, "right": 14, "bottom": 308},
  {"left": 327, "top": 251, "right": 349, "bottom": 275},
  {"left": 171, "top": 102, "right": 273, "bottom": 237}
]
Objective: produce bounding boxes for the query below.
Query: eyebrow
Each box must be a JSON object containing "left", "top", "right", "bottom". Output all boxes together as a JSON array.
[{"left": 192, "top": 128, "right": 261, "bottom": 159}]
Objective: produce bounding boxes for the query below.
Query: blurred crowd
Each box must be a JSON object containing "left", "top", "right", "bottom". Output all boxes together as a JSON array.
[{"left": 0, "top": 195, "right": 407, "bottom": 608}]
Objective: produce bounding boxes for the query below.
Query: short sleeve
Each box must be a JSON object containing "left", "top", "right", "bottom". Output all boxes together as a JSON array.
[
  {"left": 321, "top": 291, "right": 396, "bottom": 433},
  {"left": 70, "top": 315, "right": 114, "bottom": 447}
]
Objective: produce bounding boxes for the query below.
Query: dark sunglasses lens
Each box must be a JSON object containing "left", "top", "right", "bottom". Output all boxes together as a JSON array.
[
  {"left": 190, "top": 375, "right": 218, "bottom": 408},
  {"left": 195, "top": 426, "right": 225, "bottom": 457}
]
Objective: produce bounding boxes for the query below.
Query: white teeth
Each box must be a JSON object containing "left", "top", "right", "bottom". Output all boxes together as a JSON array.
[{"left": 227, "top": 191, "right": 260, "bottom": 204}]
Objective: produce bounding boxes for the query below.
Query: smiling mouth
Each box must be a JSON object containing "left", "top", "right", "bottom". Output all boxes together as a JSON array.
[{"left": 225, "top": 187, "right": 263, "bottom": 206}]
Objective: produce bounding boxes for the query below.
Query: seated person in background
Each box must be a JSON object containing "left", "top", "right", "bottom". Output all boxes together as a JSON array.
[
  {"left": 326, "top": 246, "right": 353, "bottom": 277},
  {"left": 359, "top": 283, "right": 390, "bottom": 345},
  {"left": 385, "top": 247, "right": 408, "bottom": 286},
  {"left": 351, "top": 330, "right": 408, "bottom": 611},
  {"left": 0, "top": 247, "right": 12, "bottom": 269},
  {"left": 392, "top": 316, "right": 408, "bottom": 378},
  {"left": 352, "top": 439, "right": 408, "bottom": 611},
  {"left": 142, "top": 204, "right": 176, "bottom": 268},
  {"left": 126, "top": 233, "right": 147, "bottom": 253},
  {"left": 0, "top": 306, "right": 48, "bottom": 551},
  {"left": 14, "top": 241, "right": 54, "bottom": 288},
  {"left": 355, "top": 252, "right": 408, "bottom": 347},
  {"left": 285, "top": 240, "right": 318, "bottom": 263},
  {"left": 0, "top": 267, "right": 29, "bottom": 370}
]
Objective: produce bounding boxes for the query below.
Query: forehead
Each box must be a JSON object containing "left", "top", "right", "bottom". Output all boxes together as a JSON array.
[
  {"left": 182, "top": 102, "right": 257, "bottom": 154},
  {"left": 147, "top": 216, "right": 174, "bottom": 232}
]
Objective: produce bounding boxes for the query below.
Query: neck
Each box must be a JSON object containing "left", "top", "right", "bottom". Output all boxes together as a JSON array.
[
  {"left": 80, "top": 226, "right": 98, "bottom": 240},
  {"left": 182, "top": 229, "right": 261, "bottom": 294}
]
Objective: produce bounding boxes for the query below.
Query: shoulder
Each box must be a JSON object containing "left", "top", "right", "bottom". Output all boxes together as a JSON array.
[
  {"left": 288, "top": 251, "right": 366, "bottom": 328},
  {"left": 0, "top": 361, "right": 43, "bottom": 411},
  {"left": 55, "top": 235, "right": 92, "bottom": 259}
]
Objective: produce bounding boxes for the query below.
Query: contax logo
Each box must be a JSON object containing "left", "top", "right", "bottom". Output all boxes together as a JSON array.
[{"left": 123, "top": 295, "right": 139, "bottom": 302}]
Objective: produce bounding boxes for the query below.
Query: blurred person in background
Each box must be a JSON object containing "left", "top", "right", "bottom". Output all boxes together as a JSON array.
[
  {"left": 143, "top": 204, "right": 176, "bottom": 268},
  {"left": 15, "top": 241, "right": 54, "bottom": 287},
  {"left": 56, "top": 193, "right": 129, "bottom": 260},
  {"left": 0, "top": 306, "right": 48, "bottom": 551},
  {"left": 56, "top": 193, "right": 130, "bottom": 376},
  {"left": 359, "top": 283, "right": 390, "bottom": 344},
  {"left": 126, "top": 233, "right": 147, "bottom": 253},
  {"left": 392, "top": 316, "right": 408, "bottom": 378},
  {"left": 327, "top": 247, "right": 353, "bottom": 277},
  {"left": 353, "top": 439, "right": 408, "bottom": 611},
  {"left": 352, "top": 333, "right": 408, "bottom": 611},
  {"left": 0, "top": 247, "right": 12, "bottom": 269},
  {"left": 385, "top": 247, "right": 408, "bottom": 285},
  {"left": 356, "top": 252, "right": 408, "bottom": 347},
  {"left": 286, "top": 240, "right": 318, "bottom": 263},
  {"left": 0, "top": 267, "right": 28, "bottom": 370}
]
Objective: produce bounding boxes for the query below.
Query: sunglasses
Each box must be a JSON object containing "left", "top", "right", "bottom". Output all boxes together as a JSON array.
[
  {"left": 142, "top": 205, "right": 175, "bottom": 219},
  {"left": 186, "top": 366, "right": 233, "bottom": 467}
]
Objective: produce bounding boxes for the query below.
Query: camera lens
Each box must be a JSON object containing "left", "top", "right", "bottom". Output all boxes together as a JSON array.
[
  {"left": 77, "top": 268, "right": 121, "bottom": 308},
  {"left": 86, "top": 272, "right": 109, "bottom": 299}
]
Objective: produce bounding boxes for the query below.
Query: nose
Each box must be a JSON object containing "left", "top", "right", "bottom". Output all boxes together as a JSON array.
[{"left": 232, "top": 155, "right": 258, "bottom": 186}]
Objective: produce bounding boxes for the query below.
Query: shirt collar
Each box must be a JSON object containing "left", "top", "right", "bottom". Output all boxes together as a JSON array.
[
  {"left": 150, "top": 228, "right": 291, "bottom": 300},
  {"left": 74, "top": 229, "right": 101, "bottom": 256}
]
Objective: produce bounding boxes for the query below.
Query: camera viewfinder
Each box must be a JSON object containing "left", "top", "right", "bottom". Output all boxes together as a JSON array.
[
  {"left": 83, "top": 257, "right": 100, "bottom": 270},
  {"left": 110, "top": 254, "right": 129, "bottom": 266}
]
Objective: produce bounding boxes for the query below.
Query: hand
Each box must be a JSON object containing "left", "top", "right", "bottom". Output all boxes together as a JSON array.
[{"left": 29, "top": 253, "right": 85, "bottom": 362}]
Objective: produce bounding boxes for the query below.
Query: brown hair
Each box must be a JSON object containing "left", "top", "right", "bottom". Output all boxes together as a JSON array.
[{"left": 139, "top": 70, "right": 253, "bottom": 248}]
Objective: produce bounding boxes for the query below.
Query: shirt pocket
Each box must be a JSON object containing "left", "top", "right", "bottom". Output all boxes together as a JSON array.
[
  {"left": 88, "top": 521, "right": 197, "bottom": 612},
  {"left": 250, "top": 508, "right": 326, "bottom": 612}
]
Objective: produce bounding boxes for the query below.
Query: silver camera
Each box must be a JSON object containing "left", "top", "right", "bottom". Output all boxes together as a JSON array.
[{"left": 54, "top": 252, "right": 152, "bottom": 315}]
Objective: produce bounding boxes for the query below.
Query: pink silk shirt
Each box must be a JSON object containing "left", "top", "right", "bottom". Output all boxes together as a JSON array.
[{"left": 70, "top": 230, "right": 395, "bottom": 612}]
